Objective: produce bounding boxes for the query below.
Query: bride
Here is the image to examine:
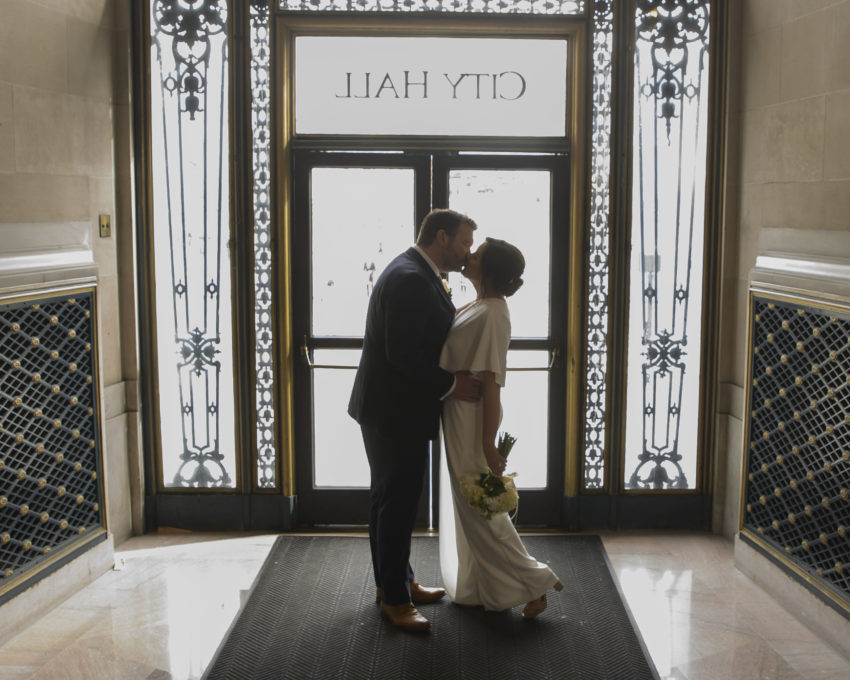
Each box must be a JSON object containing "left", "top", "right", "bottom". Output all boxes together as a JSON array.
[{"left": 439, "top": 237, "right": 562, "bottom": 618}]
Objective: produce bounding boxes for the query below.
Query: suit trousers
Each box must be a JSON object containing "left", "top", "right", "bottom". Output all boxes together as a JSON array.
[{"left": 360, "top": 424, "right": 429, "bottom": 606}]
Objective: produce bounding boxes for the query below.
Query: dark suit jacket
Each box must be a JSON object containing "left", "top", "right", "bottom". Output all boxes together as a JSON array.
[{"left": 348, "top": 248, "right": 455, "bottom": 441}]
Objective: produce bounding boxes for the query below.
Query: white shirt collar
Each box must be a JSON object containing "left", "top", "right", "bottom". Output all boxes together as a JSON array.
[{"left": 413, "top": 245, "right": 441, "bottom": 279}]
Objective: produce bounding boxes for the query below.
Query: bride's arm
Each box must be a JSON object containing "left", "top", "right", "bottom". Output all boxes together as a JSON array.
[{"left": 480, "top": 371, "right": 506, "bottom": 476}]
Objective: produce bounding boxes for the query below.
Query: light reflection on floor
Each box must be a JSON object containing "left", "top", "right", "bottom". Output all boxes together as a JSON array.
[{"left": 0, "top": 532, "right": 848, "bottom": 679}]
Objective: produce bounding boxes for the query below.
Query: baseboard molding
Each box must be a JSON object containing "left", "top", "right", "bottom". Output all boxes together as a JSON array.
[
  {"left": 735, "top": 534, "right": 850, "bottom": 660},
  {"left": 0, "top": 533, "right": 114, "bottom": 647}
]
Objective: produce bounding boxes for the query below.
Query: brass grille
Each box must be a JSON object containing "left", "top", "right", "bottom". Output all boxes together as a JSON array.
[
  {"left": 743, "top": 295, "right": 850, "bottom": 610},
  {"left": 0, "top": 289, "right": 104, "bottom": 591}
]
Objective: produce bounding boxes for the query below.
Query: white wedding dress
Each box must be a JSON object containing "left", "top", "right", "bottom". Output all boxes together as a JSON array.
[{"left": 438, "top": 298, "right": 559, "bottom": 610}]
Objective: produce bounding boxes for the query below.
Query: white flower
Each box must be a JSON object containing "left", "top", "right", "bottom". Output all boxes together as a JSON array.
[{"left": 460, "top": 472, "right": 518, "bottom": 520}]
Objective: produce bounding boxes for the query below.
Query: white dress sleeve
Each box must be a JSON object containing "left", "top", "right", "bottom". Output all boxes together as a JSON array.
[{"left": 439, "top": 299, "right": 511, "bottom": 386}]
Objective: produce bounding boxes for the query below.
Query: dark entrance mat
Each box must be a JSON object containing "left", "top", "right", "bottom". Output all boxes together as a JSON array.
[{"left": 203, "top": 535, "right": 658, "bottom": 679}]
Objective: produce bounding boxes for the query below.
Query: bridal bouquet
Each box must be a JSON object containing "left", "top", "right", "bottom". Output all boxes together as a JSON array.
[{"left": 460, "top": 432, "right": 519, "bottom": 520}]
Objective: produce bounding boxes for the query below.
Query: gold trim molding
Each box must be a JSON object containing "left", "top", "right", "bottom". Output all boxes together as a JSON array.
[{"left": 274, "top": 13, "right": 589, "bottom": 502}]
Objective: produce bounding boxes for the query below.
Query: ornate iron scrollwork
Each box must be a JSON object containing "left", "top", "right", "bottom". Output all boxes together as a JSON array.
[
  {"left": 636, "top": 0, "right": 709, "bottom": 139},
  {"left": 250, "top": 0, "right": 277, "bottom": 489},
  {"left": 582, "top": 0, "right": 614, "bottom": 490},
  {"left": 153, "top": 0, "right": 227, "bottom": 120},
  {"left": 626, "top": 0, "right": 710, "bottom": 490},
  {"left": 278, "top": 0, "right": 583, "bottom": 13},
  {"left": 256, "top": 0, "right": 597, "bottom": 490},
  {"left": 151, "top": 0, "right": 233, "bottom": 488}
]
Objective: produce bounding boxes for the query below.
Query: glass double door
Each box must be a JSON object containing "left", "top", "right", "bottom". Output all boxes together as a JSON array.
[{"left": 293, "top": 150, "right": 569, "bottom": 528}]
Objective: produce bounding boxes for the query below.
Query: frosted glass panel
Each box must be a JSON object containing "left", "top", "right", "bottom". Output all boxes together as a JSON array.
[
  {"left": 311, "top": 168, "right": 414, "bottom": 336},
  {"left": 446, "top": 170, "right": 551, "bottom": 338},
  {"left": 313, "top": 350, "right": 369, "bottom": 488},
  {"left": 501, "top": 351, "right": 549, "bottom": 489},
  {"left": 313, "top": 350, "right": 548, "bottom": 489},
  {"left": 295, "top": 37, "right": 568, "bottom": 137}
]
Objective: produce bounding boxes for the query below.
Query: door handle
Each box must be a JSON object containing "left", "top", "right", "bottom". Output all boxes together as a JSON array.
[
  {"left": 301, "top": 336, "right": 358, "bottom": 370},
  {"left": 303, "top": 337, "right": 556, "bottom": 371},
  {"left": 508, "top": 347, "right": 559, "bottom": 372},
  {"left": 301, "top": 336, "right": 314, "bottom": 368}
]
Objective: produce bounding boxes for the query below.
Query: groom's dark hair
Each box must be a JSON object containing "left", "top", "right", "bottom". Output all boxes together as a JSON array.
[{"left": 416, "top": 209, "right": 477, "bottom": 246}]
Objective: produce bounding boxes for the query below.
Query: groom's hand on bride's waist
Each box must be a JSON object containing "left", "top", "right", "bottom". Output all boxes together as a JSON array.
[{"left": 450, "top": 371, "right": 482, "bottom": 402}]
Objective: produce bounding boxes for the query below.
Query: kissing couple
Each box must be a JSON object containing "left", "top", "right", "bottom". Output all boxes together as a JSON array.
[{"left": 348, "top": 208, "right": 562, "bottom": 632}]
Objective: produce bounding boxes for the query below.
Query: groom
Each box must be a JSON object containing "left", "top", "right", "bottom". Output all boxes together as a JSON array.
[{"left": 348, "top": 208, "right": 481, "bottom": 632}]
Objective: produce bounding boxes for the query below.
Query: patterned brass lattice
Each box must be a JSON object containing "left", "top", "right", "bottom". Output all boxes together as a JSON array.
[
  {"left": 0, "top": 290, "right": 103, "bottom": 586},
  {"left": 743, "top": 296, "right": 850, "bottom": 608},
  {"left": 278, "top": 0, "right": 584, "bottom": 14},
  {"left": 582, "top": 0, "right": 613, "bottom": 490},
  {"left": 251, "top": 0, "right": 277, "bottom": 489}
]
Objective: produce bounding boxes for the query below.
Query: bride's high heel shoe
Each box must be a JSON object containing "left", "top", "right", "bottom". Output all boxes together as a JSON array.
[
  {"left": 522, "top": 594, "right": 547, "bottom": 619},
  {"left": 522, "top": 581, "right": 563, "bottom": 619}
]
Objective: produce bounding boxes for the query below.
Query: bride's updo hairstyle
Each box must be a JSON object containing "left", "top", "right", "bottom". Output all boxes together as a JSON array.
[{"left": 481, "top": 237, "right": 525, "bottom": 297}]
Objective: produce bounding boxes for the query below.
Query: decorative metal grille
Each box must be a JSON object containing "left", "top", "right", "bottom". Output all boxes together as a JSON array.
[
  {"left": 0, "top": 291, "right": 103, "bottom": 585},
  {"left": 251, "top": 0, "right": 277, "bottom": 489},
  {"left": 625, "top": 0, "right": 710, "bottom": 490},
  {"left": 151, "top": 0, "right": 236, "bottom": 488},
  {"left": 274, "top": 0, "right": 607, "bottom": 490},
  {"left": 743, "top": 296, "right": 850, "bottom": 608},
  {"left": 279, "top": 0, "right": 583, "bottom": 14},
  {"left": 582, "top": 0, "right": 613, "bottom": 490}
]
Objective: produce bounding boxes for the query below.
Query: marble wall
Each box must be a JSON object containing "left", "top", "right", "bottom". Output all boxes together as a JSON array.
[
  {"left": 715, "top": 0, "right": 850, "bottom": 656},
  {"left": 0, "top": 0, "right": 138, "bottom": 576},
  {"left": 718, "top": 0, "right": 850, "bottom": 538}
]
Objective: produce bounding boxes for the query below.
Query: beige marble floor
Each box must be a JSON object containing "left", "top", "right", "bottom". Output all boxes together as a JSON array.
[{"left": 0, "top": 532, "right": 848, "bottom": 679}]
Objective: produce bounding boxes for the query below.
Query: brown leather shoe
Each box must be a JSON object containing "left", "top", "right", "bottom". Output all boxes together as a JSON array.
[
  {"left": 375, "top": 581, "right": 447, "bottom": 605},
  {"left": 379, "top": 602, "right": 430, "bottom": 631},
  {"left": 410, "top": 581, "right": 447, "bottom": 604}
]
